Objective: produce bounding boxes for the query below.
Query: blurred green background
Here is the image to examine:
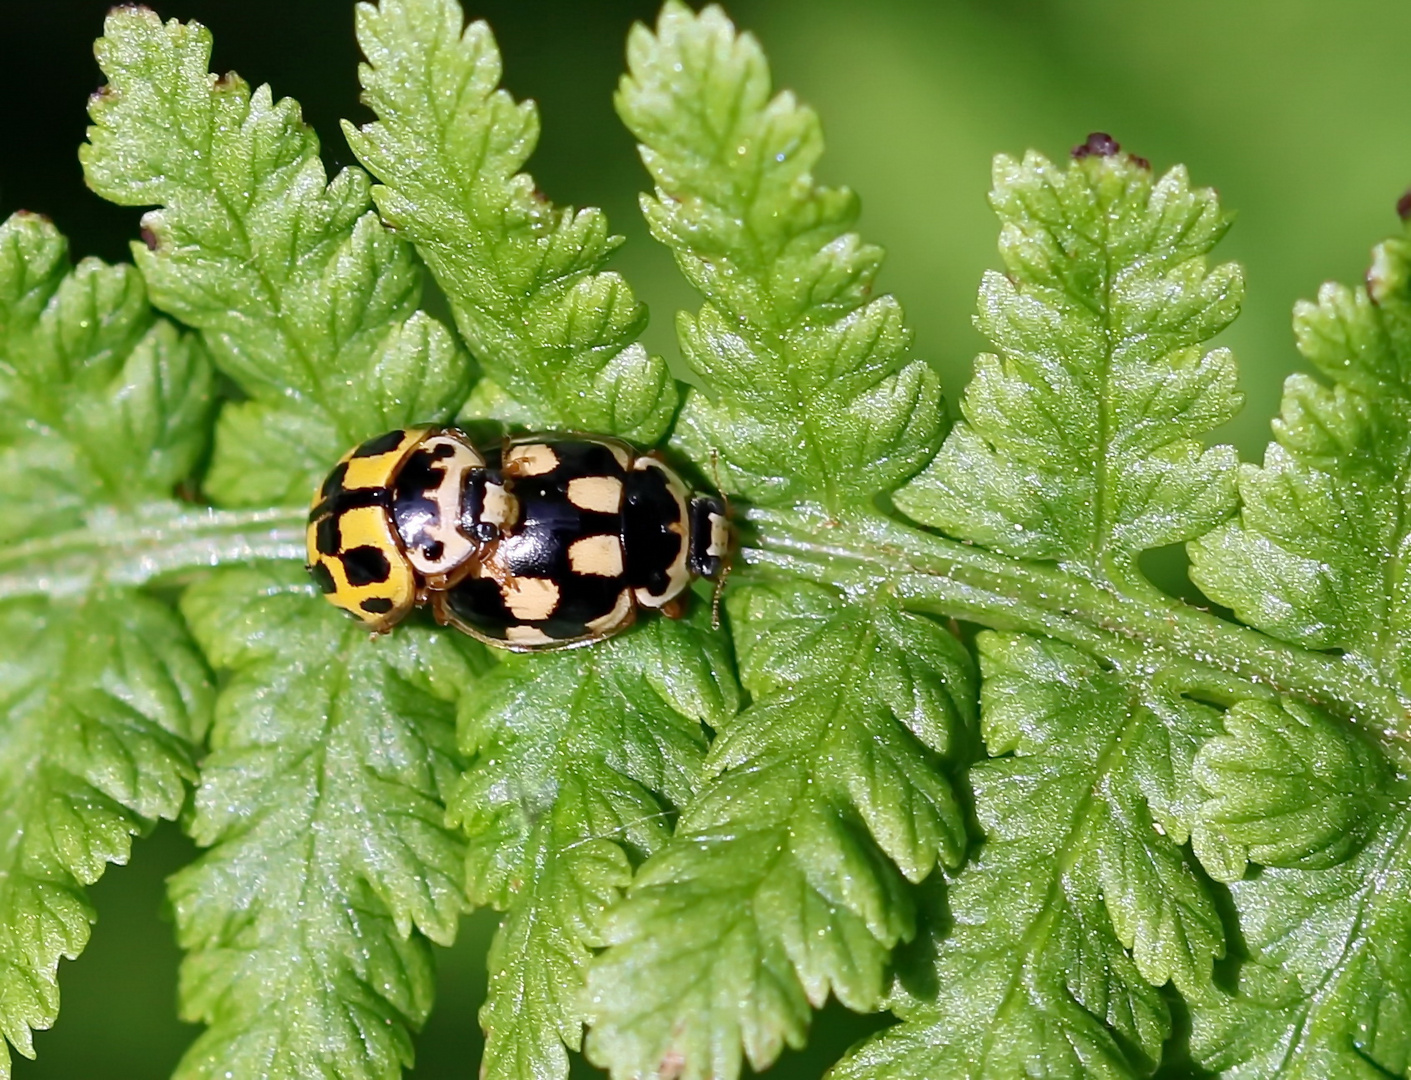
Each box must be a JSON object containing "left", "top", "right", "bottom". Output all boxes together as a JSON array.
[{"left": 5, "top": 0, "right": 1411, "bottom": 1076}]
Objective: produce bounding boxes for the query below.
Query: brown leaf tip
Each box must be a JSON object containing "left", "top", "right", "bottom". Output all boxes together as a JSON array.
[
  {"left": 1072, "top": 132, "right": 1120, "bottom": 159},
  {"left": 1396, "top": 188, "right": 1411, "bottom": 222}
]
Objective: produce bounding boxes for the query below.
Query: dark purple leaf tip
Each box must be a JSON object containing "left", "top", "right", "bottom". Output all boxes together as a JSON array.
[
  {"left": 1072, "top": 132, "right": 1120, "bottom": 159},
  {"left": 1396, "top": 188, "right": 1411, "bottom": 221}
]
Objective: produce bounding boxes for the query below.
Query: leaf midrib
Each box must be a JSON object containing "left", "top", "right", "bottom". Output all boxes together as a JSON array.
[
  {"left": 1265, "top": 810, "right": 1411, "bottom": 1075},
  {"left": 748, "top": 506, "right": 1411, "bottom": 755},
  {"left": 978, "top": 681, "right": 1152, "bottom": 1072},
  {"left": 123, "top": 60, "right": 372, "bottom": 446},
  {"left": 360, "top": 48, "right": 635, "bottom": 419}
]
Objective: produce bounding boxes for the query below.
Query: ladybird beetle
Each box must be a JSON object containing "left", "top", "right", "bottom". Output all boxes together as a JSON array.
[{"left": 306, "top": 428, "right": 731, "bottom": 649}]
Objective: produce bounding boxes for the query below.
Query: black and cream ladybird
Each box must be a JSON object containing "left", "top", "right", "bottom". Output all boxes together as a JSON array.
[{"left": 306, "top": 428, "right": 731, "bottom": 649}]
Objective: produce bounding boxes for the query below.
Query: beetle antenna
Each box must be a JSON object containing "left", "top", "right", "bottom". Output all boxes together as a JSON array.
[{"left": 710, "top": 560, "right": 731, "bottom": 631}]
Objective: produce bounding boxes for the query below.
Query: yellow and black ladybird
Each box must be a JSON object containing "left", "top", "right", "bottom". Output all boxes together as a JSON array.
[
  {"left": 306, "top": 427, "right": 429, "bottom": 633},
  {"left": 306, "top": 428, "right": 731, "bottom": 649}
]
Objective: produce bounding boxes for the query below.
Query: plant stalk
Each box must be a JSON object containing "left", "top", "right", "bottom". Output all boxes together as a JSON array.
[
  {"left": 7, "top": 498, "right": 1406, "bottom": 748},
  {"left": 745, "top": 506, "right": 1411, "bottom": 746},
  {"left": 0, "top": 502, "right": 306, "bottom": 600}
]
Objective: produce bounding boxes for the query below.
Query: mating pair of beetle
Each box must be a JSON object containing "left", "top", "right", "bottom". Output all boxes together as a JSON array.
[{"left": 307, "top": 428, "right": 731, "bottom": 650}]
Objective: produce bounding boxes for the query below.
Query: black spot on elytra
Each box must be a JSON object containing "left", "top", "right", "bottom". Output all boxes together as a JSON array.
[
  {"left": 547, "top": 572, "right": 625, "bottom": 630},
  {"left": 1072, "top": 132, "right": 1120, "bottom": 159},
  {"left": 361, "top": 597, "right": 395, "bottom": 615},
  {"left": 544, "top": 615, "right": 593, "bottom": 640},
  {"left": 308, "top": 561, "right": 338, "bottom": 595},
  {"left": 338, "top": 488, "right": 392, "bottom": 511},
  {"left": 444, "top": 577, "right": 513, "bottom": 639},
  {"left": 341, "top": 545, "right": 392, "bottom": 586},
  {"left": 320, "top": 461, "right": 348, "bottom": 500},
  {"left": 315, "top": 514, "right": 340, "bottom": 556},
  {"left": 352, "top": 429, "right": 406, "bottom": 458}
]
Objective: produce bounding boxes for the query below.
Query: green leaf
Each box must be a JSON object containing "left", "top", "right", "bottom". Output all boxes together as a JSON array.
[
  {"left": 896, "top": 143, "right": 1242, "bottom": 582},
  {"left": 43, "top": 7, "right": 1410, "bottom": 1080},
  {"left": 584, "top": 582, "right": 973, "bottom": 1080},
  {"left": 1194, "top": 698, "right": 1390, "bottom": 879},
  {"left": 833, "top": 632, "right": 1228, "bottom": 1080},
  {"left": 170, "top": 564, "right": 480, "bottom": 1080},
  {"left": 80, "top": 23, "right": 486, "bottom": 1077},
  {"left": 814, "top": 141, "right": 1254, "bottom": 1077},
  {"left": 1190, "top": 805, "right": 1411, "bottom": 1079},
  {"left": 0, "top": 212, "right": 213, "bottom": 544},
  {"left": 0, "top": 211, "right": 213, "bottom": 1077},
  {"left": 615, "top": 2, "right": 945, "bottom": 508},
  {"left": 1189, "top": 218, "right": 1411, "bottom": 690},
  {"left": 203, "top": 311, "right": 466, "bottom": 505},
  {"left": 345, "top": 0, "right": 676, "bottom": 442},
  {"left": 83, "top": 7, "right": 471, "bottom": 505},
  {"left": 449, "top": 608, "right": 737, "bottom": 1080},
  {"left": 586, "top": 10, "right": 968, "bottom": 1075},
  {"left": 1177, "top": 217, "right": 1411, "bottom": 1080},
  {"left": 0, "top": 593, "right": 210, "bottom": 1080},
  {"left": 0, "top": 220, "right": 292, "bottom": 597}
]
